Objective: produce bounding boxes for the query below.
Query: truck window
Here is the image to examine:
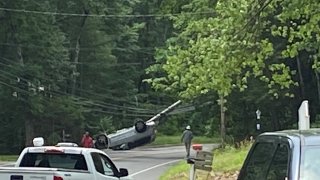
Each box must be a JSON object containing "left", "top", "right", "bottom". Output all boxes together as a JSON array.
[
  {"left": 300, "top": 146, "right": 320, "bottom": 180},
  {"left": 19, "top": 153, "right": 88, "bottom": 170},
  {"left": 266, "top": 144, "right": 289, "bottom": 180},
  {"left": 91, "top": 152, "right": 118, "bottom": 177},
  {"left": 239, "top": 142, "right": 277, "bottom": 180}
]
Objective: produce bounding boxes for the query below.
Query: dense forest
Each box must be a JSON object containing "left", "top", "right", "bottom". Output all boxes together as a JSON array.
[{"left": 0, "top": 0, "right": 319, "bottom": 153}]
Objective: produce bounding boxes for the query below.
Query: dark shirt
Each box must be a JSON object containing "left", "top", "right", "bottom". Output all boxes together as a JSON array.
[{"left": 181, "top": 130, "right": 193, "bottom": 144}]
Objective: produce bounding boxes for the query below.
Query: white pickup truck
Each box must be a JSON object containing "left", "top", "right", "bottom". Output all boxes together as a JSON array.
[{"left": 0, "top": 138, "right": 132, "bottom": 180}]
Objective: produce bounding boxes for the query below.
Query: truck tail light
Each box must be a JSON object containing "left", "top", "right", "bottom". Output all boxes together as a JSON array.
[
  {"left": 45, "top": 148, "right": 64, "bottom": 153},
  {"left": 54, "top": 176, "right": 63, "bottom": 180}
]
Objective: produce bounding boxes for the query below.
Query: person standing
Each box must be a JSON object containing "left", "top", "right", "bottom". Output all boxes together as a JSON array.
[
  {"left": 81, "top": 131, "right": 93, "bottom": 148},
  {"left": 181, "top": 125, "right": 193, "bottom": 158}
]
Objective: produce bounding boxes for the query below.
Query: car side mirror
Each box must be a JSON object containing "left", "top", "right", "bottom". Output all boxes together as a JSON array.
[{"left": 118, "top": 168, "right": 129, "bottom": 177}]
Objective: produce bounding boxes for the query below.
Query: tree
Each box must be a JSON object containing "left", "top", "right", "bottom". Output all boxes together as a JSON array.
[
  {"left": 148, "top": 0, "right": 320, "bottom": 143},
  {"left": 147, "top": 0, "right": 262, "bottom": 144},
  {"left": 0, "top": 0, "right": 74, "bottom": 146}
]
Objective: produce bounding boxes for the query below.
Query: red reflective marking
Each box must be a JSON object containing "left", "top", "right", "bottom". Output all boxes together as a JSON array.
[
  {"left": 53, "top": 176, "right": 63, "bottom": 180},
  {"left": 45, "top": 148, "right": 64, "bottom": 153}
]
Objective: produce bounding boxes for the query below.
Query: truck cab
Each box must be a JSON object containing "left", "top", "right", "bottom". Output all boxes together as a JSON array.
[
  {"left": 0, "top": 138, "right": 132, "bottom": 180},
  {"left": 237, "top": 129, "right": 320, "bottom": 180}
]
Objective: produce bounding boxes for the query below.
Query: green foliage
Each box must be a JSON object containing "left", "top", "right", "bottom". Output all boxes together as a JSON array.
[
  {"left": 47, "top": 132, "right": 61, "bottom": 145},
  {"left": 146, "top": 0, "right": 320, "bottom": 143},
  {"left": 99, "top": 116, "right": 115, "bottom": 134},
  {"left": 148, "top": 0, "right": 258, "bottom": 98},
  {"left": 158, "top": 118, "right": 181, "bottom": 135},
  {"left": 160, "top": 142, "right": 252, "bottom": 180}
]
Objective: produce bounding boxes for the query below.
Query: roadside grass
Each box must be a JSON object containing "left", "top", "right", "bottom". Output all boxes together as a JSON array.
[
  {"left": 159, "top": 141, "right": 252, "bottom": 180},
  {"left": 0, "top": 155, "right": 19, "bottom": 162},
  {"left": 150, "top": 135, "right": 220, "bottom": 146},
  {"left": 212, "top": 143, "right": 251, "bottom": 172},
  {"left": 160, "top": 161, "right": 190, "bottom": 180}
]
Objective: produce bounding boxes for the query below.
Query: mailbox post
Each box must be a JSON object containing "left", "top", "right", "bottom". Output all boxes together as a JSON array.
[
  {"left": 187, "top": 144, "right": 213, "bottom": 180},
  {"left": 194, "top": 151, "right": 213, "bottom": 172}
]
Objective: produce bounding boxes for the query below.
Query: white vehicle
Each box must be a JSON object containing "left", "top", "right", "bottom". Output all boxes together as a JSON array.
[{"left": 0, "top": 138, "right": 132, "bottom": 180}]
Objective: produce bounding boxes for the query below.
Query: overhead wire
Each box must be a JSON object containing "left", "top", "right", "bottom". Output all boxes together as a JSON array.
[
  {"left": 0, "top": 7, "right": 215, "bottom": 18},
  {"left": 0, "top": 76, "right": 182, "bottom": 115},
  {"left": 0, "top": 55, "right": 168, "bottom": 108},
  {"left": 0, "top": 48, "right": 144, "bottom": 67},
  {"left": 0, "top": 74, "right": 156, "bottom": 118},
  {"left": 0, "top": 57, "right": 163, "bottom": 111},
  {"left": 0, "top": 42, "right": 158, "bottom": 56},
  {"left": 0, "top": 66, "right": 135, "bottom": 109},
  {"left": 0, "top": 57, "right": 193, "bottom": 114},
  {"left": 0, "top": 75, "right": 190, "bottom": 118},
  {"left": 0, "top": 64, "right": 168, "bottom": 114},
  {"left": 0, "top": 63, "right": 195, "bottom": 117}
]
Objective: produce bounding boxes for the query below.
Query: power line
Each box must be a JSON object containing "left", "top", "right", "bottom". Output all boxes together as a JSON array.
[
  {"left": 0, "top": 58, "right": 126, "bottom": 101},
  {"left": 0, "top": 42, "right": 161, "bottom": 58},
  {"left": 0, "top": 70, "right": 191, "bottom": 118},
  {"left": 0, "top": 73, "right": 158, "bottom": 117},
  {"left": 0, "top": 78, "right": 30, "bottom": 95},
  {"left": 0, "top": 75, "right": 188, "bottom": 118},
  {"left": 0, "top": 75, "right": 158, "bottom": 117},
  {"left": 87, "top": 109, "right": 153, "bottom": 118},
  {"left": 0, "top": 67, "right": 161, "bottom": 114},
  {"left": 0, "top": 56, "right": 186, "bottom": 111},
  {"left": 0, "top": 7, "right": 215, "bottom": 18},
  {"left": 0, "top": 42, "right": 109, "bottom": 51},
  {"left": 0, "top": 74, "right": 154, "bottom": 114},
  {"left": 0, "top": 56, "right": 170, "bottom": 108}
]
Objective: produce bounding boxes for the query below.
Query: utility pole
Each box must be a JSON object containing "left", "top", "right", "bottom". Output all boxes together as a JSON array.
[{"left": 71, "top": 9, "right": 88, "bottom": 95}]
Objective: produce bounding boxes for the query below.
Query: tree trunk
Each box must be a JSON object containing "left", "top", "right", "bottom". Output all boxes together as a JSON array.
[
  {"left": 271, "top": 111, "right": 279, "bottom": 131},
  {"left": 17, "top": 45, "right": 34, "bottom": 146},
  {"left": 71, "top": 10, "right": 88, "bottom": 95},
  {"left": 16, "top": 42, "right": 35, "bottom": 146},
  {"left": 220, "top": 95, "right": 226, "bottom": 146},
  {"left": 25, "top": 118, "right": 35, "bottom": 146},
  {"left": 315, "top": 71, "right": 320, "bottom": 104},
  {"left": 296, "top": 56, "right": 305, "bottom": 99}
]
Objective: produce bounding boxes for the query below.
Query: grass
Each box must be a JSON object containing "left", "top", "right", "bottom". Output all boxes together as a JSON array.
[
  {"left": 150, "top": 135, "right": 220, "bottom": 146},
  {"left": 212, "top": 143, "right": 251, "bottom": 172},
  {"left": 160, "top": 161, "right": 190, "bottom": 180},
  {"left": 0, "top": 155, "right": 19, "bottom": 162},
  {"left": 159, "top": 141, "right": 252, "bottom": 180}
]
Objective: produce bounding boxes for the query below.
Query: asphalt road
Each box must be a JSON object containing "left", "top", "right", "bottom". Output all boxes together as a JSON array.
[
  {"left": 106, "top": 144, "right": 218, "bottom": 180},
  {"left": 0, "top": 144, "right": 219, "bottom": 180}
]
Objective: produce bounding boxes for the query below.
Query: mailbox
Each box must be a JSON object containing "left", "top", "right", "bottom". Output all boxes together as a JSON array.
[
  {"left": 192, "top": 144, "right": 203, "bottom": 151},
  {"left": 194, "top": 151, "right": 213, "bottom": 171}
]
